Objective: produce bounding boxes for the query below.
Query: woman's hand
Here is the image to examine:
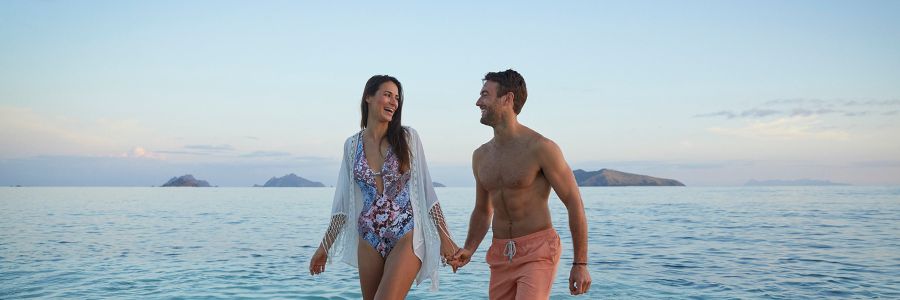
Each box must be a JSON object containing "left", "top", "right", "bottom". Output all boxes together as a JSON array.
[
  {"left": 440, "top": 236, "right": 460, "bottom": 267},
  {"left": 309, "top": 245, "right": 328, "bottom": 275},
  {"left": 449, "top": 247, "right": 473, "bottom": 273}
]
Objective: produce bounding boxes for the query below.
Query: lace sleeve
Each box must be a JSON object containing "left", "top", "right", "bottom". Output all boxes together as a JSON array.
[
  {"left": 319, "top": 136, "right": 353, "bottom": 257},
  {"left": 409, "top": 127, "right": 454, "bottom": 241},
  {"left": 429, "top": 202, "right": 454, "bottom": 241},
  {"left": 320, "top": 214, "right": 347, "bottom": 251}
]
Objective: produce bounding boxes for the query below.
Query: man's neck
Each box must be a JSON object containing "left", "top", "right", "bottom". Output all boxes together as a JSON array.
[{"left": 492, "top": 115, "right": 521, "bottom": 145}]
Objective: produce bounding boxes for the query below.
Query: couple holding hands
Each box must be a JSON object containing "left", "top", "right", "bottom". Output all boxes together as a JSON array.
[{"left": 309, "top": 69, "right": 591, "bottom": 299}]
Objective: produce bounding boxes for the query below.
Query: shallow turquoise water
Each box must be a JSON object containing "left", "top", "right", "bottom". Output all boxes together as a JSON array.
[{"left": 1, "top": 186, "right": 899, "bottom": 299}]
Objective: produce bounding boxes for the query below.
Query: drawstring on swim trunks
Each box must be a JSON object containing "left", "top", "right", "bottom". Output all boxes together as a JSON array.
[
  {"left": 499, "top": 195, "right": 516, "bottom": 263},
  {"left": 504, "top": 240, "right": 517, "bottom": 263}
]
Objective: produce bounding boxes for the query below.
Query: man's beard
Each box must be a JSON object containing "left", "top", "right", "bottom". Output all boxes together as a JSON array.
[{"left": 480, "top": 109, "right": 496, "bottom": 126}]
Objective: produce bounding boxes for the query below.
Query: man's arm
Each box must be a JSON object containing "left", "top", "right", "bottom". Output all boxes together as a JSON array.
[
  {"left": 538, "top": 139, "right": 592, "bottom": 295},
  {"left": 463, "top": 178, "right": 492, "bottom": 252},
  {"left": 451, "top": 150, "right": 493, "bottom": 272}
]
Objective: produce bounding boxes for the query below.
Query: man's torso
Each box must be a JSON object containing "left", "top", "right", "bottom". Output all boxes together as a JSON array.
[{"left": 475, "top": 129, "right": 554, "bottom": 239}]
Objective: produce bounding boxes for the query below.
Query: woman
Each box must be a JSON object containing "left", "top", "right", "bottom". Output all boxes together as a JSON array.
[{"left": 309, "top": 75, "right": 458, "bottom": 299}]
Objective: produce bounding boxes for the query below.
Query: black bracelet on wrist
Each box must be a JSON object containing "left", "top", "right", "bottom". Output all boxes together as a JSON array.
[{"left": 572, "top": 262, "right": 588, "bottom": 266}]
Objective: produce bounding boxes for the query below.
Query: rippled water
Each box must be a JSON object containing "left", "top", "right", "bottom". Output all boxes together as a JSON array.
[{"left": 1, "top": 186, "right": 899, "bottom": 299}]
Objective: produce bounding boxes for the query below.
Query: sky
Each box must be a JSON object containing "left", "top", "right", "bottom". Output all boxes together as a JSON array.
[{"left": 1, "top": 0, "right": 899, "bottom": 186}]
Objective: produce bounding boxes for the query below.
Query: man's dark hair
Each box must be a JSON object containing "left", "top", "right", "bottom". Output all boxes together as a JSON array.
[{"left": 483, "top": 69, "right": 527, "bottom": 114}]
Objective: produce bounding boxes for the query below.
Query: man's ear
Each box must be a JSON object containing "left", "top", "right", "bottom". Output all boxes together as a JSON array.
[{"left": 503, "top": 92, "right": 515, "bottom": 107}]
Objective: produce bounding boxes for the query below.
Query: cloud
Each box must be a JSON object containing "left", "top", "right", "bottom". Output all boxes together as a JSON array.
[
  {"left": 0, "top": 106, "right": 157, "bottom": 158},
  {"left": 289, "top": 155, "right": 334, "bottom": 163},
  {"left": 853, "top": 160, "right": 900, "bottom": 168},
  {"left": 153, "top": 144, "right": 237, "bottom": 156},
  {"left": 698, "top": 98, "right": 900, "bottom": 119},
  {"left": 694, "top": 111, "right": 738, "bottom": 118},
  {"left": 154, "top": 150, "right": 211, "bottom": 156},
  {"left": 184, "top": 144, "right": 235, "bottom": 151},
  {"left": 740, "top": 108, "right": 780, "bottom": 118},
  {"left": 843, "top": 111, "right": 872, "bottom": 117},
  {"left": 241, "top": 151, "right": 292, "bottom": 158},
  {"left": 694, "top": 108, "right": 781, "bottom": 119},
  {"left": 789, "top": 108, "right": 838, "bottom": 117},
  {"left": 121, "top": 147, "right": 165, "bottom": 159},
  {"left": 842, "top": 99, "right": 900, "bottom": 107},
  {"left": 708, "top": 116, "right": 850, "bottom": 140}
]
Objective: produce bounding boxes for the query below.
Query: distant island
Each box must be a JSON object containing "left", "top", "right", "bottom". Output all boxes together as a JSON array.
[
  {"left": 433, "top": 182, "right": 446, "bottom": 187},
  {"left": 161, "top": 174, "right": 211, "bottom": 187},
  {"left": 254, "top": 173, "right": 324, "bottom": 187},
  {"left": 745, "top": 179, "right": 850, "bottom": 186},
  {"left": 573, "top": 169, "right": 685, "bottom": 186}
]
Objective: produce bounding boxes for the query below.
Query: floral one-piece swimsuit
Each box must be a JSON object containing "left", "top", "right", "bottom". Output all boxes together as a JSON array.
[{"left": 353, "top": 133, "right": 413, "bottom": 257}]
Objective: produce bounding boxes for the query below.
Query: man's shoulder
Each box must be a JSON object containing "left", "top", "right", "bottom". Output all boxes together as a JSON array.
[
  {"left": 534, "top": 134, "right": 558, "bottom": 149},
  {"left": 472, "top": 140, "right": 493, "bottom": 160},
  {"left": 520, "top": 132, "right": 562, "bottom": 160},
  {"left": 520, "top": 128, "right": 556, "bottom": 150},
  {"left": 473, "top": 141, "right": 488, "bottom": 153}
]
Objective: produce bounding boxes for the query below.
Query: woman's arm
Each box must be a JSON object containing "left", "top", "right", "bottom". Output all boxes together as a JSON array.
[
  {"left": 310, "top": 136, "right": 354, "bottom": 275},
  {"left": 429, "top": 202, "right": 454, "bottom": 243},
  {"left": 319, "top": 214, "right": 347, "bottom": 251},
  {"left": 410, "top": 127, "right": 460, "bottom": 260}
]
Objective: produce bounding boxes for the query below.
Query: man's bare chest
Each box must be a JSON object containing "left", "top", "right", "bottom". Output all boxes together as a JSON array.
[{"left": 477, "top": 150, "right": 541, "bottom": 189}]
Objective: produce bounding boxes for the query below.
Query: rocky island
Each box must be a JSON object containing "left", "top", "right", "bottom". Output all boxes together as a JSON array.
[
  {"left": 255, "top": 173, "right": 324, "bottom": 187},
  {"left": 573, "top": 169, "right": 684, "bottom": 186},
  {"left": 161, "top": 175, "right": 212, "bottom": 187}
]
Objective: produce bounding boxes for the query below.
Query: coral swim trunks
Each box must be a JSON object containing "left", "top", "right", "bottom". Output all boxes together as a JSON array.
[{"left": 486, "top": 228, "right": 561, "bottom": 300}]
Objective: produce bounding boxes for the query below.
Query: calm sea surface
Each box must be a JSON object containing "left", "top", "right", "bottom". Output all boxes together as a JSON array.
[{"left": 1, "top": 186, "right": 899, "bottom": 299}]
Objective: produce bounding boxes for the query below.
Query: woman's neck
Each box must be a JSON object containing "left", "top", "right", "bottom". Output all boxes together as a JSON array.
[{"left": 365, "top": 119, "right": 389, "bottom": 142}]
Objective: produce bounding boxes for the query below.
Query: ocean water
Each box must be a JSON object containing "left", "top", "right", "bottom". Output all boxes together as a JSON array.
[{"left": 1, "top": 186, "right": 899, "bottom": 299}]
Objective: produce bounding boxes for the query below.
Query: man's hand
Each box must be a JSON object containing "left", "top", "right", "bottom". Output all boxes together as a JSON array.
[
  {"left": 308, "top": 246, "right": 327, "bottom": 275},
  {"left": 449, "top": 247, "right": 474, "bottom": 273},
  {"left": 569, "top": 265, "right": 592, "bottom": 295}
]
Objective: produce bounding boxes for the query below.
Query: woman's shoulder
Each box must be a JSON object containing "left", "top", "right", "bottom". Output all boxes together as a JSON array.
[
  {"left": 343, "top": 130, "right": 363, "bottom": 146},
  {"left": 403, "top": 125, "right": 419, "bottom": 136},
  {"left": 402, "top": 126, "right": 422, "bottom": 142}
]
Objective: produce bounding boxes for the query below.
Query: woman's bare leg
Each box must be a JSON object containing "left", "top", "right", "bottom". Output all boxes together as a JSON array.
[
  {"left": 375, "top": 231, "right": 422, "bottom": 300},
  {"left": 358, "top": 238, "right": 385, "bottom": 300}
]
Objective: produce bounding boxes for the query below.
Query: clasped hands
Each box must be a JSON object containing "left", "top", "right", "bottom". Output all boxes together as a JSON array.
[{"left": 440, "top": 238, "right": 472, "bottom": 273}]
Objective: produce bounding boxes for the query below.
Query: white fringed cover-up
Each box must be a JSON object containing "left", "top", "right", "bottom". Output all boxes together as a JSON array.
[{"left": 318, "top": 127, "right": 449, "bottom": 291}]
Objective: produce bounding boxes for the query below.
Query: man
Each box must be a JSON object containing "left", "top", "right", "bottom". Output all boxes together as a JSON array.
[{"left": 451, "top": 69, "right": 592, "bottom": 298}]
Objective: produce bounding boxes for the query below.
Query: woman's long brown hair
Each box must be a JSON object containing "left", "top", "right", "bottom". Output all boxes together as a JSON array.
[{"left": 360, "top": 75, "right": 410, "bottom": 173}]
